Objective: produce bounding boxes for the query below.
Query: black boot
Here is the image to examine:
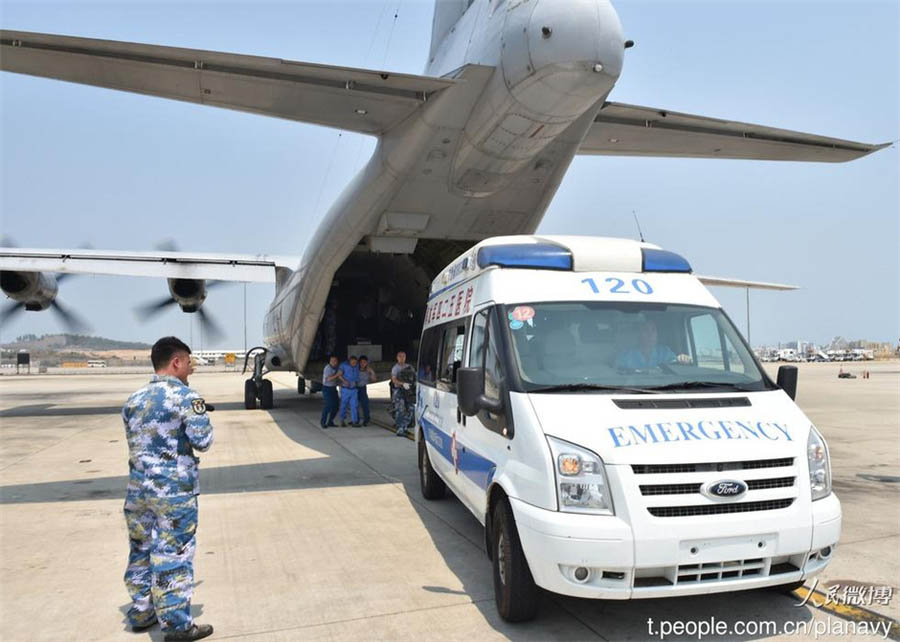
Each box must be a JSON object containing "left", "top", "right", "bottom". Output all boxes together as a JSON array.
[{"left": 164, "top": 623, "right": 214, "bottom": 641}]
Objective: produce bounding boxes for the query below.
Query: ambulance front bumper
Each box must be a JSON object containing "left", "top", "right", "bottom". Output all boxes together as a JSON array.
[{"left": 509, "top": 493, "right": 841, "bottom": 599}]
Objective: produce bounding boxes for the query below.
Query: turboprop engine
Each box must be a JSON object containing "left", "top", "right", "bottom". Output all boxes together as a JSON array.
[
  {"left": 0, "top": 269, "right": 88, "bottom": 330},
  {"left": 135, "top": 278, "right": 223, "bottom": 341},
  {"left": 0, "top": 269, "right": 58, "bottom": 310}
]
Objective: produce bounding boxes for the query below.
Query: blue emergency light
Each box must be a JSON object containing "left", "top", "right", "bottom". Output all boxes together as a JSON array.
[
  {"left": 642, "top": 248, "right": 692, "bottom": 273},
  {"left": 477, "top": 243, "right": 573, "bottom": 271}
]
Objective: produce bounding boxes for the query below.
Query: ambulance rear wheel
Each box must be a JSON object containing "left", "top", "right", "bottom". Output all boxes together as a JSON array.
[
  {"left": 419, "top": 437, "right": 446, "bottom": 500},
  {"left": 259, "top": 379, "right": 274, "bottom": 410},
  {"left": 492, "top": 497, "right": 538, "bottom": 622},
  {"left": 244, "top": 379, "right": 257, "bottom": 410}
]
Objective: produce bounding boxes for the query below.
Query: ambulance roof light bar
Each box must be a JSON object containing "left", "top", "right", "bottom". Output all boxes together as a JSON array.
[
  {"left": 477, "top": 243, "right": 573, "bottom": 271},
  {"left": 642, "top": 248, "right": 692, "bottom": 273}
]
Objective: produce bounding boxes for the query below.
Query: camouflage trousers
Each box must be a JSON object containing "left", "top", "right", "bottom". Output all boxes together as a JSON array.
[
  {"left": 392, "top": 389, "right": 414, "bottom": 433},
  {"left": 123, "top": 491, "right": 198, "bottom": 632}
]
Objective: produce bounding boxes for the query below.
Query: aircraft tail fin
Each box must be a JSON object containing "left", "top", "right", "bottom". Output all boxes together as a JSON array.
[{"left": 430, "top": 0, "right": 470, "bottom": 61}]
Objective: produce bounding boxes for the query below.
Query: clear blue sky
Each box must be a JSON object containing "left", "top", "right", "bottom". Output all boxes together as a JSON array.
[{"left": 1, "top": 0, "right": 897, "bottom": 350}]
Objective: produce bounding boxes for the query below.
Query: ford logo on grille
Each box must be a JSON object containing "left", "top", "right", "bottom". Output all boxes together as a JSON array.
[{"left": 703, "top": 479, "right": 748, "bottom": 500}]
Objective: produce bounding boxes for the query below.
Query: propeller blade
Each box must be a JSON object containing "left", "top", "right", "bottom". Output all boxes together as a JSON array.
[
  {"left": 55, "top": 273, "right": 75, "bottom": 284},
  {"left": 196, "top": 308, "right": 224, "bottom": 344},
  {"left": 0, "top": 236, "right": 18, "bottom": 248},
  {"left": 155, "top": 239, "right": 179, "bottom": 253},
  {"left": 50, "top": 300, "right": 91, "bottom": 333},
  {"left": 134, "top": 296, "right": 178, "bottom": 319},
  {"left": 0, "top": 300, "right": 25, "bottom": 324}
]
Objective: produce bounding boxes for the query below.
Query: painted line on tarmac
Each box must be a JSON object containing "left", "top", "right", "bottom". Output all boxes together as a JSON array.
[{"left": 793, "top": 587, "right": 900, "bottom": 641}]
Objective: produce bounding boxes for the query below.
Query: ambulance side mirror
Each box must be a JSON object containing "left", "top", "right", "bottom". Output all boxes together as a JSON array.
[
  {"left": 777, "top": 365, "right": 798, "bottom": 400},
  {"left": 457, "top": 367, "right": 503, "bottom": 416}
]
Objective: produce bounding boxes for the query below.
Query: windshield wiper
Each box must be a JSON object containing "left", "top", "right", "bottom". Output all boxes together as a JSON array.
[
  {"left": 644, "top": 381, "right": 756, "bottom": 392},
  {"left": 528, "top": 383, "right": 660, "bottom": 395}
]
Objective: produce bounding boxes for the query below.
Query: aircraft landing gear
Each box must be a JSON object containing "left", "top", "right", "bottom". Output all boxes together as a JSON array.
[{"left": 243, "top": 347, "right": 274, "bottom": 410}]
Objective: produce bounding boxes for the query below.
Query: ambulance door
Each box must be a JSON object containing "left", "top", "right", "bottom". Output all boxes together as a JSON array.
[
  {"left": 457, "top": 306, "right": 509, "bottom": 515},
  {"left": 418, "top": 323, "right": 451, "bottom": 481},
  {"left": 433, "top": 319, "right": 471, "bottom": 506}
]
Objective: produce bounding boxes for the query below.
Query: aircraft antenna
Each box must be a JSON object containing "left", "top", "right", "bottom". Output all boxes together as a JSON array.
[
  {"left": 632, "top": 210, "right": 645, "bottom": 242},
  {"left": 381, "top": 1, "right": 403, "bottom": 67}
]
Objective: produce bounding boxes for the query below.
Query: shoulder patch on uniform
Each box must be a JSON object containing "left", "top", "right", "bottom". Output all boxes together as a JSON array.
[{"left": 191, "top": 398, "right": 207, "bottom": 415}]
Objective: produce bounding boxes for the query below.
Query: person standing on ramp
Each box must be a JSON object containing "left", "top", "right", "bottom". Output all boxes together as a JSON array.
[{"left": 121, "top": 336, "right": 214, "bottom": 641}]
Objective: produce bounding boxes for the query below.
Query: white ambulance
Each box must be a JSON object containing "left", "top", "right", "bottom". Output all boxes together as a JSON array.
[{"left": 414, "top": 236, "right": 838, "bottom": 622}]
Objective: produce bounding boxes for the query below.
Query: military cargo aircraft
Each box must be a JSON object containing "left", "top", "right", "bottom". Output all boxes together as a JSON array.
[{"left": 0, "top": 0, "right": 889, "bottom": 408}]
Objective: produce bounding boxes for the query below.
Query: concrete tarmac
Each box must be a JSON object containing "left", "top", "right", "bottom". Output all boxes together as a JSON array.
[{"left": 0, "top": 362, "right": 897, "bottom": 641}]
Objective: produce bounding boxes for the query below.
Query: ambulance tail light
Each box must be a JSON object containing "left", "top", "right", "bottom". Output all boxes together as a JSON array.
[
  {"left": 547, "top": 436, "right": 614, "bottom": 515},
  {"left": 807, "top": 426, "right": 832, "bottom": 501}
]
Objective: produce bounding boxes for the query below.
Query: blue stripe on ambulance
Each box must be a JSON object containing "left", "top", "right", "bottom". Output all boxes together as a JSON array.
[{"left": 421, "top": 417, "right": 496, "bottom": 490}]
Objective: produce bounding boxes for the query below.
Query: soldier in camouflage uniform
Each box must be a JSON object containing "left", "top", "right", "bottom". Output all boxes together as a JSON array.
[
  {"left": 390, "top": 350, "right": 416, "bottom": 436},
  {"left": 122, "top": 337, "right": 214, "bottom": 641}
]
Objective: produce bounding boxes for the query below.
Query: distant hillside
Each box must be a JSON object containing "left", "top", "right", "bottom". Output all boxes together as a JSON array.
[{"left": 3, "top": 333, "right": 151, "bottom": 351}]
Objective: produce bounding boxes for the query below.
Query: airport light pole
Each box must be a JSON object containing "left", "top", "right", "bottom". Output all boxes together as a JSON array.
[
  {"left": 243, "top": 282, "right": 247, "bottom": 355},
  {"left": 746, "top": 287, "right": 751, "bottom": 347}
]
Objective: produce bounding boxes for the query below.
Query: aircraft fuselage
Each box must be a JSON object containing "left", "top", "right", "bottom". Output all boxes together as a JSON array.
[{"left": 263, "top": 0, "right": 625, "bottom": 374}]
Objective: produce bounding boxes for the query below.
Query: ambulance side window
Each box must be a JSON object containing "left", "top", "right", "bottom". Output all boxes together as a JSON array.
[
  {"left": 469, "top": 310, "right": 488, "bottom": 368},
  {"left": 483, "top": 314, "right": 503, "bottom": 403},
  {"left": 438, "top": 321, "right": 467, "bottom": 390},
  {"left": 688, "top": 313, "right": 747, "bottom": 374},
  {"left": 689, "top": 314, "right": 724, "bottom": 370},
  {"left": 418, "top": 326, "right": 441, "bottom": 387}
]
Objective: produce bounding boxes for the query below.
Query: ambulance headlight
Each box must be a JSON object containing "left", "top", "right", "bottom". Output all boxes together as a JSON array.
[
  {"left": 547, "top": 436, "right": 614, "bottom": 515},
  {"left": 807, "top": 426, "right": 832, "bottom": 501}
]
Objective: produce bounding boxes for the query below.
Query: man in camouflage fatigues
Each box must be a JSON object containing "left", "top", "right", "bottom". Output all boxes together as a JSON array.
[
  {"left": 122, "top": 336, "right": 214, "bottom": 641},
  {"left": 390, "top": 350, "right": 416, "bottom": 437}
]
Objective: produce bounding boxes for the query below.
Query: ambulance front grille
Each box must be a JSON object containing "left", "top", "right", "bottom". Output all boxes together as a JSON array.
[
  {"left": 640, "top": 476, "right": 795, "bottom": 496},
  {"left": 648, "top": 498, "right": 794, "bottom": 517},
  {"left": 632, "top": 457, "right": 793, "bottom": 475},
  {"left": 633, "top": 558, "right": 800, "bottom": 587}
]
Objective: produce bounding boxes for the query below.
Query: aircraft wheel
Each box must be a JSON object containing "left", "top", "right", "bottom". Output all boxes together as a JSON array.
[
  {"left": 492, "top": 497, "right": 539, "bottom": 622},
  {"left": 259, "top": 379, "right": 274, "bottom": 409},
  {"left": 244, "top": 379, "right": 257, "bottom": 410}
]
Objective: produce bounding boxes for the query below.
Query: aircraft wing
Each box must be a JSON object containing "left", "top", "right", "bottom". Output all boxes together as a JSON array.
[
  {"left": 578, "top": 101, "right": 891, "bottom": 162},
  {"left": 0, "top": 248, "right": 300, "bottom": 282},
  {"left": 696, "top": 276, "right": 798, "bottom": 291},
  {"left": 0, "top": 30, "right": 455, "bottom": 135}
]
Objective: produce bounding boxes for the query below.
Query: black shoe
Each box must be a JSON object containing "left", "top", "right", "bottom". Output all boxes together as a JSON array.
[
  {"left": 351, "top": 422, "right": 360, "bottom": 427},
  {"left": 362, "top": 421, "right": 369, "bottom": 426},
  {"left": 320, "top": 423, "right": 328, "bottom": 429},
  {"left": 326, "top": 422, "right": 337, "bottom": 427},
  {"left": 131, "top": 615, "right": 158, "bottom": 632},
  {"left": 164, "top": 623, "right": 214, "bottom": 641},
  {"left": 340, "top": 421, "right": 347, "bottom": 427}
]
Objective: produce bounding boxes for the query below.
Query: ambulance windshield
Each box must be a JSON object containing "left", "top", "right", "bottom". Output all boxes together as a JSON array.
[{"left": 504, "top": 302, "right": 770, "bottom": 392}]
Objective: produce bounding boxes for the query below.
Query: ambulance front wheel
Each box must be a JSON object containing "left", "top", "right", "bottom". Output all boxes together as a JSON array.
[
  {"left": 419, "top": 437, "right": 446, "bottom": 500},
  {"left": 492, "top": 497, "right": 539, "bottom": 622},
  {"left": 259, "top": 379, "right": 274, "bottom": 410},
  {"left": 244, "top": 379, "right": 257, "bottom": 410}
]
